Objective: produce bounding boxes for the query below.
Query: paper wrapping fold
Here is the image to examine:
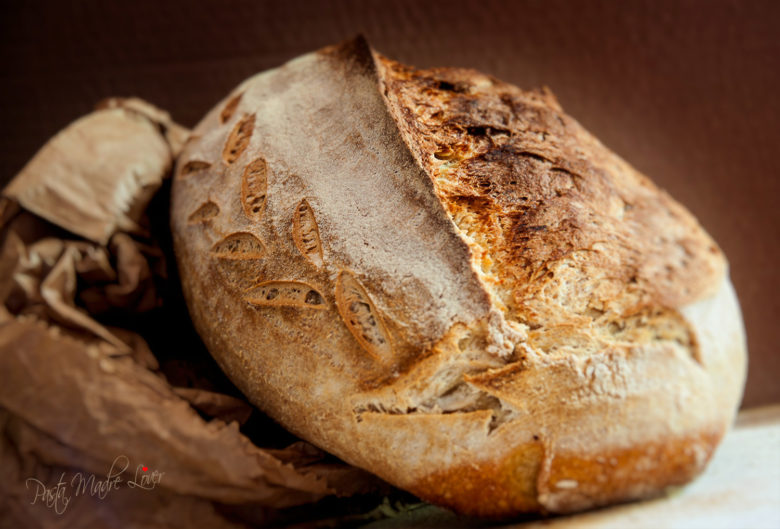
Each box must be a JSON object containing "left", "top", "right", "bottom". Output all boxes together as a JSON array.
[{"left": 0, "top": 100, "right": 387, "bottom": 528}]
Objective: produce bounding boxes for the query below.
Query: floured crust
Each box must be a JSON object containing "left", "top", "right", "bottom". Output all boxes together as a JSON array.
[{"left": 170, "top": 37, "right": 747, "bottom": 516}]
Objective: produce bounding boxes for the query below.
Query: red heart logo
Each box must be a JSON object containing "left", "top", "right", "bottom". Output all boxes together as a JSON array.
[{"left": 142, "top": 466, "right": 148, "bottom": 472}]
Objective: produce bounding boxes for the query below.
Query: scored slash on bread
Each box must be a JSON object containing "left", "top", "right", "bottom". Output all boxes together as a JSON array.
[
  {"left": 187, "top": 200, "right": 220, "bottom": 225},
  {"left": 170, "top": 36, "right": 746, "bottom": 517},
  {"left": 335, "top": 270, "right": 394, "bottom": 363},
  {"left": 210, "top": 232, "right": 266, "bottom": 260},
  {"left": 177, "top": 159, "right": 211, "bottom": 180},
  {"left": 240, "top": 157, "right": 269, "bottom": 220},
  {"left": 220, "top": 92, "right": 243, "bottom": 124},
  {"left": 292, "top": 198, "right": 324, "bottom": 267},
  {"left": 244, "top": 280, "right": 326, "bottom": 310},
  {"left": 222, "top": 114, "right": 255, "bottom": 165}
]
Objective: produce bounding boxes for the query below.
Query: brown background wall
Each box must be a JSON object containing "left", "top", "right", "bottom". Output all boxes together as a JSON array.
[{"left": 1, "top": 0, "right": 777, "bottom": 407}]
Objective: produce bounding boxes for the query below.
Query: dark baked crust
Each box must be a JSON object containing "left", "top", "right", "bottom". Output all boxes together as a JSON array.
[{"left": 377, "top": 55, "right": 725, "bottom": 359}]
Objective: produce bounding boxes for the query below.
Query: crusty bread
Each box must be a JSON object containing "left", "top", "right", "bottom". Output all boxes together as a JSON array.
[{"left": 170, "top": 37, "right": 746, "bottom": 516}]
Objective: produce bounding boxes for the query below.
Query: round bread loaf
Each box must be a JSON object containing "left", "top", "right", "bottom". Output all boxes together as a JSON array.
[{"left": 171, "top": 37, "right": 747, "bottom": 516}]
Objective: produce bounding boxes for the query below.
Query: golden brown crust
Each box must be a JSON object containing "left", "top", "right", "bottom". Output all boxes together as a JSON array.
[
  {"left": 170, "top": 37, "right": 747, "bottom": 517},
  {"left": 413, "top": 429, "right": 723, "bottom": 517},
  {"left": 376, "top": 54, "right": 725, "bottom": 340},
  {"left": 414, "top": 439, "right": 545, "bottom": 517}
]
